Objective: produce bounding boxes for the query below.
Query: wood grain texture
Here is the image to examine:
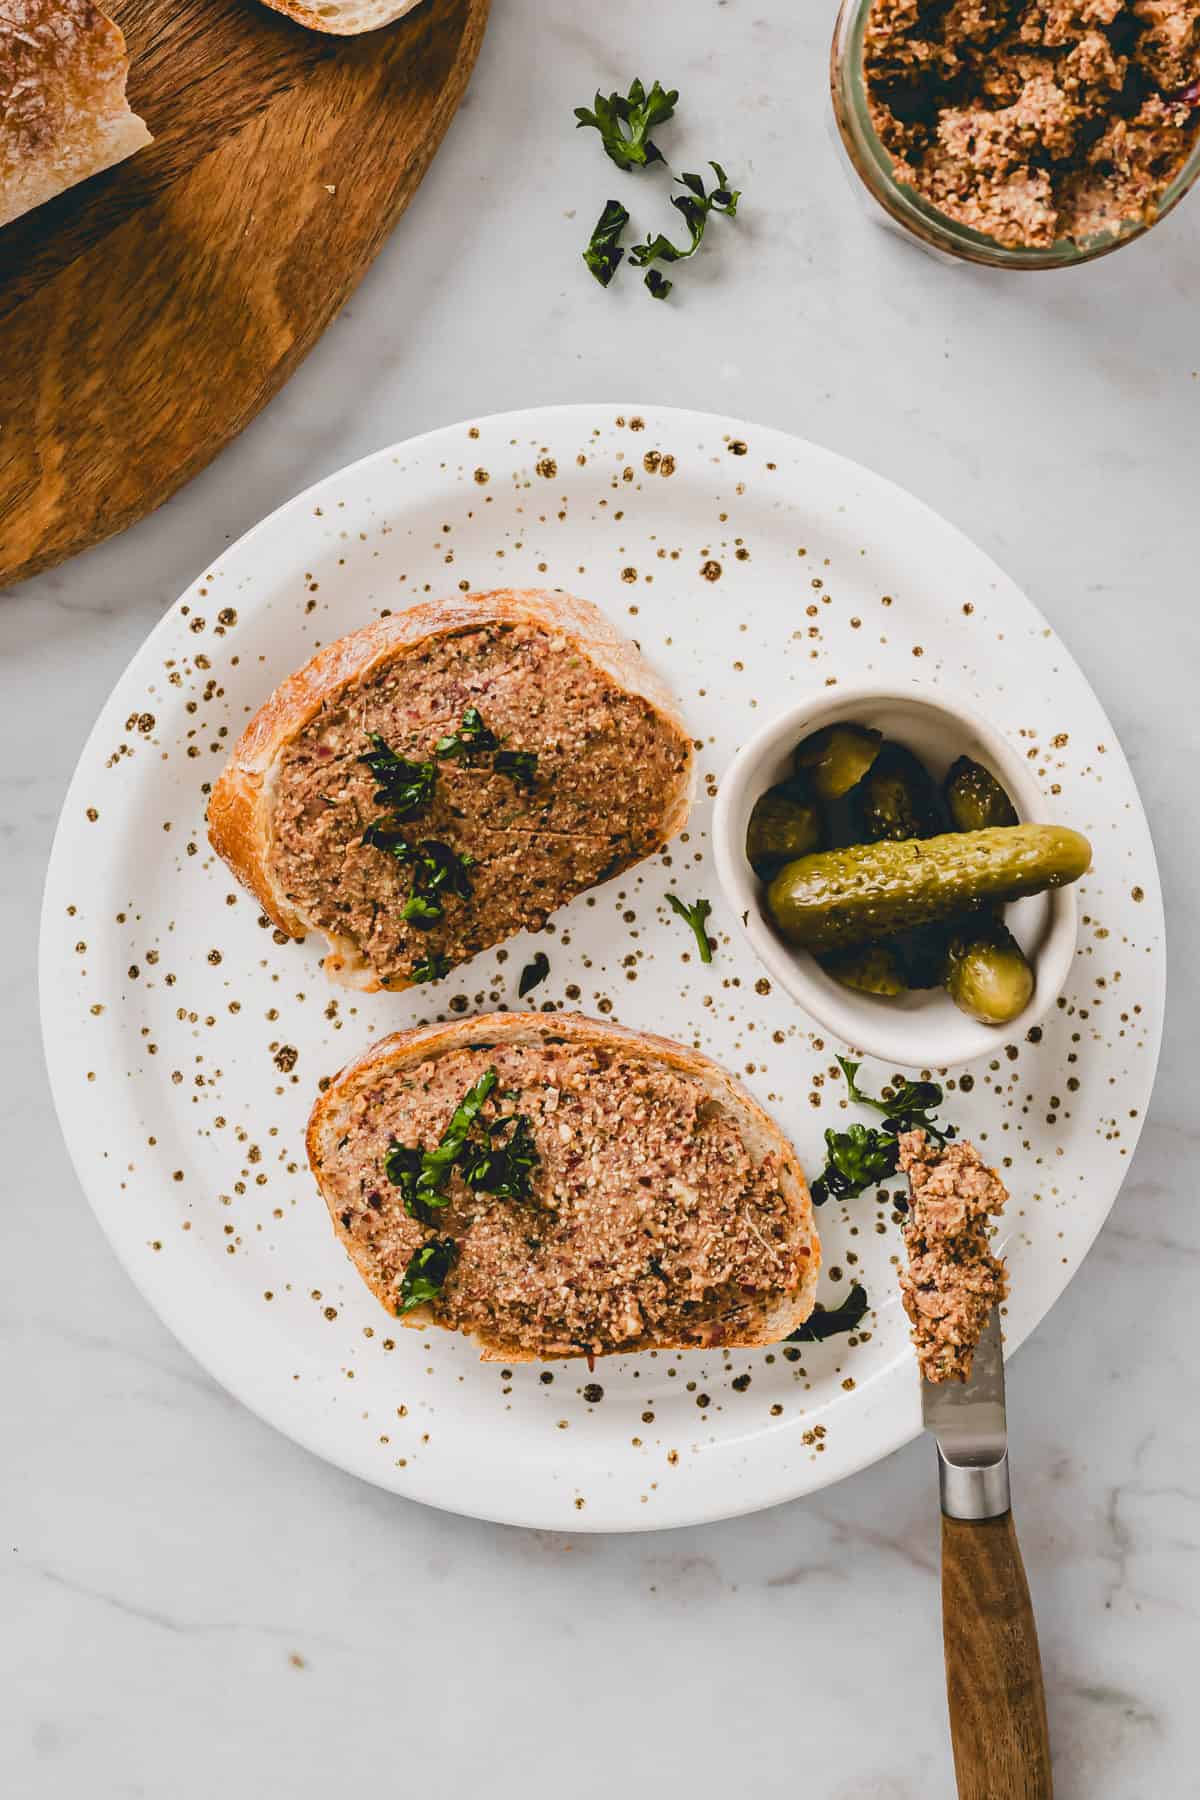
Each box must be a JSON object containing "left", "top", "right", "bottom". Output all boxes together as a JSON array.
[
  {"left": 0, "top": 0, "right": 489, "bottom": 588},
  {"left": 942, "top": 1511, "right": 1054, "bottom": 1800}
]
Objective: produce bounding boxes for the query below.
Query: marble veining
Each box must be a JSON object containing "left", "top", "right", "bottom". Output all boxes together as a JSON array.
[{"left": 2, "top": 0, "right": 1197, "bottom": 1795}]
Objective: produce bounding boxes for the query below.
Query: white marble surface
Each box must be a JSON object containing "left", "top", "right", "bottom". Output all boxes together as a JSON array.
[{"left": 2, "top": 1, "right": 1197, "bottom": 1793}]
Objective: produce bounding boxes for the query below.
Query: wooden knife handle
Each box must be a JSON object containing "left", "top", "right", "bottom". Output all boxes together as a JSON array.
[{"left": 941, "top": 1511, "right": 1053, "bottom": 1799}]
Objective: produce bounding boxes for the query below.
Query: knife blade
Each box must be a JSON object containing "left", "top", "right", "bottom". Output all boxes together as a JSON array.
[{"left": 921, "top": 1309, "right": 1011, "bottom": 1521}]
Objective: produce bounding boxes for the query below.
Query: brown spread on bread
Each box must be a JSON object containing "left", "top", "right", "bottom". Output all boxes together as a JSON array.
[
  {"left": 307, "top": 1013, "right": 820, "bottom": 1360},
  {"left": 208, "top": 592, "right": 694, "bottom": 992}
]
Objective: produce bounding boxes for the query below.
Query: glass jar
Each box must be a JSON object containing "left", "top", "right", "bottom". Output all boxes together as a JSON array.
[{"left": 830, "top": 0, "right": 1200, "bottom": 270}]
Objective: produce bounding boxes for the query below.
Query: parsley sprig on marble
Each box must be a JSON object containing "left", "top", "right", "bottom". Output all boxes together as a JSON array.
[
  {"left": 575, "top": 78, "right": 678, "bottom": 171},
  {"left": 630, "top": 164, "right": 740, "bottom": 299},
  {"left": 576, "top": 79, "right": 742, "bottom": 300},
  {"left": 583, "top": 199, "right": 631, "bottom": 288}
]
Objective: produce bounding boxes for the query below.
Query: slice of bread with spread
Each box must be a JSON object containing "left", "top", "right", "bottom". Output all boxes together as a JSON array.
[
  {"left": 307, "top": 1012, "right": 820, "bottom": 1361},
  {"left": 1, "top": 0, "right": 152, "bottom": 230},
  {"left": 208, "top": 590, "right": 694, "bottom": 993}
]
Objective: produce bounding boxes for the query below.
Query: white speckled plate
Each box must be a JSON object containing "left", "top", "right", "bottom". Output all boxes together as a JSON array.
[{"left": 40, "top": 406, "right": 1164, "bottom": 1531}]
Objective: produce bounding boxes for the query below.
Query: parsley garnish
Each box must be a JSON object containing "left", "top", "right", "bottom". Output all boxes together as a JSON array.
[
  {"left": 583, "top": 199, "right": 630, "bottom": 288},
  {"left": 386, "top": 1069, "right": 499, "bottom": 1217},
  {"left": 397, "top": 1238, "right": 457, "bottom": 1316},
  {"left": 361, "top": 819, "right": 411, "bottom": 856},
  {"left": 429, "top": 706, "right": 538, "bottom": 789},
  {"left": 574, "top": 78, "right": 678, "bottom": 172},
  {"left": 630, "top": 164, "right": 740, "bottom": 273},
  {"left": 402, "top": 894, "right": 444, "bottom": 928},
  {"left": 385, "top": 1068, "right": 541, "bottom": 1218},
  {"left": 518, "top": 951, "right": 551, "bottom": 997},
  {"left": 411, "top": 953, "right": 450, "bottom": 985},
  {"left": 363, "top": 832, "right": 474, "bottom": 927},
  {"left": 810, "top": 1124, "right": 899, "bottom": 1207},
  {"left": 836, "top": 1057, "right": 952, "bottom": 1141},
  {"left": 435, "top": 706, "right": 499, "bottom": 759},
  {"left": 810, "top": 1058, "right": 954, "bottom": 1206},
  {"left": 665, "top": 892, "right": 713, "bottom": 963},
  {"left": 786, "top": 1282, "right": 870, "bottom": 1343},
  {"left": 494, "top": 748, "right": 539, "bottom": 790},
  {"left": 358, "top": 735, "right": 436, "bottom": 818},
  {"left": 459, "top": 1113, "right": 539, "bottom": 1203}
]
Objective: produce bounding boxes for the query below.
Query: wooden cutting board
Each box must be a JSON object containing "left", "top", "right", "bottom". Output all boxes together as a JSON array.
[{"left": 0, "top": 0, "right": 489, "bottom": 588}]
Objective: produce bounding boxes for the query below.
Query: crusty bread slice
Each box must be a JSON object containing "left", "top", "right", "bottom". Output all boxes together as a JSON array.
[
  {"left": 208, "top": 589, "right": 695, "bottom": 993},
  {"left": 307, "top": 1011, "right": 821, "bottom": 1361},
  {"left": 256, "top": 0, "right": 423, "bottom": 35},
  {"left": 1, "top": 0, "right": 151, "bottom": 231}
]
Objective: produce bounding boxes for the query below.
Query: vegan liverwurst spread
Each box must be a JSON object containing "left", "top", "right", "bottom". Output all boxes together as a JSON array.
[
  {"left": 268, "top": 621, "right": 691, "bottom": 988},
  {"left": 864, "top": 0, "right": 1200, "bottom": 248},
  {"left": 317, "top": 1041, "right": 809, "bottom": 1357},
  {"left": 897, "top": 1128, "right": 1010, "bottom": 1381}
]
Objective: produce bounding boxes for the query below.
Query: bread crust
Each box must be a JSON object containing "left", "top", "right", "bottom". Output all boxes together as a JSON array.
[
  {"left": 307, "top": 1011, "right": 820, "bottom": 1360},
  {"left": 0, "top": 0, "right": 151, "bottom": 230},
  {"left": 255, "top": 0, "right": 423, "bottom": 35},
  {"left": 207, "top": 589, "right": 695, "bottom": 990}
]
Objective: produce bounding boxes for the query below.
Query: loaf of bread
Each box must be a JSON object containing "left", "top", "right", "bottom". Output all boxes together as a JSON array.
[
  {"left": 307, "top": 1012, "right": 821, "bottom": 1360},
  {"left": 0, "top": 0, "right": 151, "bottom": 230},
  {"left": 208, "top": 589, "right": 695, "bottom": 992}
]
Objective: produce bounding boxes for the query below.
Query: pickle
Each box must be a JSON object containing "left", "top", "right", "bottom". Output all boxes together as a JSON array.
[
  {"left": 820, "top": 942, "right": 907, "bottom": 998},
  {"left": 945, "top": 921, "right": 1035, "bottom": 1025},
  {"left": 765, "top": 823, "right": 1091, "bottom": 952},
  {"left": 891, "top": 921, "right": 955, "bottom": 989},
  {"left": 793, "top": 722, "right": 882, "bottom": 801},
  {"left": 746, "top": 780, "right": 822, "bottom": 880},
  {"left": 857, "top": 744, "right": 947, "bottom": 842},
  {"left": 944, "top": 756, "right": 1018, "bottom": 833}
]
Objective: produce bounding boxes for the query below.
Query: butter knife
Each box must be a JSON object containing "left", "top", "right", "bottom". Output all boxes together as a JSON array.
[{"left": 923, "top": 1312, "right": 1054, "bottom": 1799}]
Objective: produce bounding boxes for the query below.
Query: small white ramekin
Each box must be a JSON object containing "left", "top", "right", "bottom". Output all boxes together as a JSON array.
[{"left": 712, "top": 681, "right": 1080, "bottom": 1069}]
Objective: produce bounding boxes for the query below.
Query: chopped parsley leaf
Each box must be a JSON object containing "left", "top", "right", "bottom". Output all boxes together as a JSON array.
[
  {"left": 435, "top": 706, "right": 499, "bottom": 759},
  {"left": 574, "top": 78, "right": 678, "bottom": 172},
  {"left": 397, "top": 1238, "right": 457, "bottom": 1316},
  {"left": 493, "top": 747, "right": 539, "bottom": 790},
  {"left": 584, "top": 199, "right": 630, "bottom": 287},
  {"left": 358, "top": 735, "right": 436, "bottom": 818},
  {"left": 810, "top": 1059, "right": 954, "bottom": 1206},
  {"left": 629, "top": 164, "right": 740, "bottom": 273},
  {"left": 459, "top": 1113, "right": 539, "bottom": 1203},
  {"left": 411, "top": 953, "right": 450, "bottom": 985},
  {"left": 810, "top": 1123, "right": 899, "bottom": 1207},
  {"left": 385, "top": 1068, "right": 541, "bottom": 1218},
  {"left": 402, "top": 894, "right": 444, "bottom": 928},
  {"left": 665, "top": 892, "right": 713, "bottom": 962},
  {"left": 518, "top": 951, "right": 551, "bottom": 997},
  {"left": 786, "top": 1283, "right": 870, "bottom": 1343}
]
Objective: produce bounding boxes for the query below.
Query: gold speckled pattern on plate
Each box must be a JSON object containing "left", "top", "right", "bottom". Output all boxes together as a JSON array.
[{"left": 38, "top": 404, "right": 1164, "bottom": 1532}]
